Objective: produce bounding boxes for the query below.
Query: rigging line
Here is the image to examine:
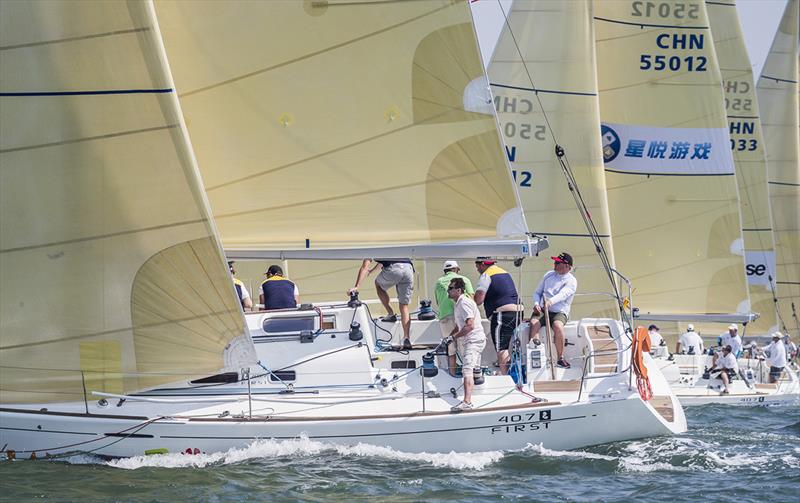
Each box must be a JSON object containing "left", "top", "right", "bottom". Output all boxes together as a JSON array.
[
  {"left": 767, "top": 274, "right": 789, "bottom": 334},
  {"left": 592, "top": 16, "right": 708, "bottom": 30},
  {"left": 494, "top": 1, "right": 625, "bottom": 322}
]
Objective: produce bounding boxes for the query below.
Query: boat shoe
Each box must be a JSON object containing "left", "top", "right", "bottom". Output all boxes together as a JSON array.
[{"left": 451, "top": 401, "right": 473, "bottom": 412}]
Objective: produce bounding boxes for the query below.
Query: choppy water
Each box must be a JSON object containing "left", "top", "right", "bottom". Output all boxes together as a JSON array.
[{"left": 1, "top": 405, "right": 798, "bottom": 502}]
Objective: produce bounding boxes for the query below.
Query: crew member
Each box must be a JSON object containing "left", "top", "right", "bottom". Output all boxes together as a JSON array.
[
  {"left": 720, "top": 324, "right": 743, "bottom": 357},
  {"left": 349, "top": 258, "right": 414, "bottom": 349},
  {"left": 676, "top": 324, "right": 704, "bottom": 355},
  {"left": 435, "top": 260, "right": 474, "bottom": 376},
  {"left": 260, "top": 265, "right": 299, "bottom": 310},
  {"left": 710, "top": 345, "right": 738, "bottom": 395},
  {"left": 648, "top": 324, "right": 668, "bottom": 358},
  {"left": 447, "top": 277, "right": 486, "bottom": 412},
  {"left": 474, "top": 257, "right": 522, "bottom": 375},
  {"left": 528, "top": 253, "right": 577, "bottom": 369},
  {"left": 229, "top": 261, "right": 252, "bottom": 311},
  {"left": 763, "top": 332, "right": 787, "bottom": 383}
]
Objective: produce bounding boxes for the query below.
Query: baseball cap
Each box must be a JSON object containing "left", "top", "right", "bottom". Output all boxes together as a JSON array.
[
  {"left": 551, "top": 252, "right": 573, "bottom": 266},
  {"left": 771, "top": 331, "right": 782, "bottom": 339},
  {"left": 443, "top": 260, "right": 459, "bottom": 271},
  {"left": 475, "top": 256, "right": 496, "bottom": 265},
  {"left": 728, "top": 324, "right": 737, "bottom": 330},
  {"left": 648, "top": 324, "right": 659, "bottom": 331},
  {"left": 687, "top": 324, "right": 695, "bottom": 331}
]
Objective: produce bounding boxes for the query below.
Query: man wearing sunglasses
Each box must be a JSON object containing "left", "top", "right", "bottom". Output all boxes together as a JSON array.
[{"left": 447, "top": 277, "right": 487, "bottom": 411}]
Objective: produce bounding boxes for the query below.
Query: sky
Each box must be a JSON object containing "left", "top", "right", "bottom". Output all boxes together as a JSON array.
[{"left": 470, "top": 0, "right": 789, "bottom": 78}]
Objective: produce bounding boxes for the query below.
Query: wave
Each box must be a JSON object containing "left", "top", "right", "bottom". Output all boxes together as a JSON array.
[{"left": 102, "top": 435, "right": 504, "bottom": 471}]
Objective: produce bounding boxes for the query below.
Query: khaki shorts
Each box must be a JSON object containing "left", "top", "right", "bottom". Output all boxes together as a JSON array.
[
  {"left": 535, "top": 311, "right": 568, "bottom": 327},
  {"left": 375, "top": 263, "right": 414, "bottom": 305},
  {"left": 458, "top": 336, "right": 486, "bottom": 373},
  {"left": 439, "top": 317, "right": 457, "bottom": 356}
]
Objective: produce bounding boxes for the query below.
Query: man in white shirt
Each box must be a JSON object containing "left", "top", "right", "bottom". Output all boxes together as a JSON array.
[
  {"left": 528, "top": 253, "right": 578, "bottom": 369},
  {"left": 648, "top": 324, "right": 667, "bottom": 357},
  {"left": 447, "top": 277, "right": 487, "bottom": 412},
  {"left": 763, "top": 332, "right": 787, "bottom": 383},
  {"left": 676, "top": 324, "right": 704, "bottom": 355},
  {"left": 229, "top": 261, "right": 253, "bottom": 311},
  {"left": 710, "top": 345, "right": 738, "bottom": 394},
  {"left": 719, "top": 324, "right": 743, "bottom": 357}
]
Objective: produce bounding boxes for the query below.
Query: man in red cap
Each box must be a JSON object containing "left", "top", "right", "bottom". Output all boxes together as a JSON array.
[{"left": 528, "top": 252, "right": 577, "bottom": 368}]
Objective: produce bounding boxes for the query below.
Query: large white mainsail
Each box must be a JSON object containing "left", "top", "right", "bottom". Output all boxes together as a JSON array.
[
  {"left": 0, "top": 0, "right": 255, "bottom": 404},
  {"left": 153, "top": 0, "right": 528, "bottom": 254},
  {"left": 487, "top": 0, "right": 619, "bottom": 318},
  {"left": 757, "top": 0, "right": 800, "bottom": 336},
  {"left": 594, "top": 0, "right": 749, "bottom": 334},
  {"left": 706, "top": 1, "right": 779, "bottom": 335}
]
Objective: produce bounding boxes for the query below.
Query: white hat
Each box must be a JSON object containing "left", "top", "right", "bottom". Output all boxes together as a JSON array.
[
  {"left": 771, "top": 331, "right": 782, "bottom": 339},
  {"left": 687, "top": 324, "right": 695, "bottom": 331},
  {"left": 728, "top": 324, "right": 737, "bottom": 330},
  {"left": 443, "top": 260, "right": 459, "bottom": 270}
]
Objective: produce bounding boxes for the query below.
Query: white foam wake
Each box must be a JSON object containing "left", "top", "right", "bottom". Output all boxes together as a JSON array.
[{"left": 105, "top": 435, "right": 504, "bottom": 471}]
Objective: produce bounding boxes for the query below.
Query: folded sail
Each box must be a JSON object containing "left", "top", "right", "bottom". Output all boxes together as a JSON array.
[
  {"left": 594, "top": 1, "right": 748, "bottom": 330},
  {"left": 757, "top": 0, "right": 800, "bottom": 336},
  {"left": 707, "top": 1, "right": 779, "bottom": 335},
  {"left": 487, "top": 0, "right": 618, "bottom": 317},
  {"left": 0, "top": 0, "right": 254, "bottom": 404},
  {"left": 153, "top": 0, "right": 525, "bottom": 251}
]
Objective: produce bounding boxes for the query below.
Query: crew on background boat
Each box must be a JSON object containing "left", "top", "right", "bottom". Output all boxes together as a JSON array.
[
  {"left": 447, "top": 277, "right": 486, "bottom": 411},
  {"left": 763, "top": 332, "right": 787, "bottom": 383},
  {"left": 474, "top": 257, "right": 522, "bottom": 375},
  {"left": 435, "top": 260, "right": 474, "bottom": 376},
  {"left": 229, "top": 261, "right": 253, "bottom": 311},
  {"left": 784, "top": 335, "right": 797, "bottom": 366},
  {"left": 710, "top": 345, "right": 738, "bottom": 395},
  {"left": 676, "top": 324, "right": 704, "bottom": 355},
  {"left": 260, "top": 265, "right": 299, "bottom": 310},
  {"left": 349, "top": 258, "right": 414, "bottom": 349},
  {"left": 648, "top": 324, "right": 668, "bottom": 357},
  {"left": 528, "top": 253, "right": 578, "bottom": 369},
  {"left": 718, "top": 324, "right": 743, "bottom": 357}
]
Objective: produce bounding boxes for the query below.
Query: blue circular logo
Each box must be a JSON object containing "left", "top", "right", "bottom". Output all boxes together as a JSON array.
[{"left": 601, "top": 124, "right": 620, "bottom": 163}]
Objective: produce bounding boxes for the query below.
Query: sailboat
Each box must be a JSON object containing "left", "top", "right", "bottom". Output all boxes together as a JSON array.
[
  {"left": 0, "top": 0, "right": 684, "bottom": 458},
  {"left": 757, "top": 0, "right": 800, "bottom": 340},
  {"left": 594, "top": 0, "right": 752, "bottom": 340}
]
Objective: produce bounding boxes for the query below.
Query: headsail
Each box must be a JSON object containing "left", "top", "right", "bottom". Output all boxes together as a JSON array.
[
  {"left": 594, "top": 0, "right": 749, "bottom": 330},
  {"left": 0, "top": 0, "right": 255, "bottom": 404},
  {"left": 707, "top": 1, "right": 779, "bottom": 335},
  {"left": 757, "top": 0, "right": 800, "bottom": 336},
  {"left": 153, "top": 0, "right": 527, "bottom": 253},
  {"left": 487, "top": 0, "right": 619, "bottom": 318}
]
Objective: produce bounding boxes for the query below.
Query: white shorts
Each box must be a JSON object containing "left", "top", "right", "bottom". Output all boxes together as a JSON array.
[
  {"left": 458, "top": 336, "right": 486, "bottom": 373},
  {"left": 439, "top": 317, "right": 457, "bottom": 356}
]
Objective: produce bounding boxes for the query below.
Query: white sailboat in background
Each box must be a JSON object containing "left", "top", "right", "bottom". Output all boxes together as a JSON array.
[
  {"left": 707, "top": 0, "right": 780, "bottom": 338},
  {"left": 487, "top": 0, "right": 622, "bottom": 320},
  {"left": 757, "top": 0, "right": 800, "bottom": 339},
  {"left": 594, "top": 0, "right": 753, "bottom": 338},
  {"left": 0, "top": 0, "right": 685, "bottom": 459}
]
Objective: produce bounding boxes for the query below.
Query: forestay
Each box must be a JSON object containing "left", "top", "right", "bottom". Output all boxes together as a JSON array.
[
  {"left": 707, "top": 0, "right": 779, "bottom": 335},
  {"left": 594, "top": 0, "right": 748, "bottom": 330},
  {"left": 487, "top": 0, "right": 619, "bottom": 319},
  {"left": 153, "top": 0, "right": 526, "bottom": 252},
  {"left": 757, "top": 0, "right": 800, "bottom": 336},
  {"left": 0, "top": 0, "right": 255, "bottom": 404}
]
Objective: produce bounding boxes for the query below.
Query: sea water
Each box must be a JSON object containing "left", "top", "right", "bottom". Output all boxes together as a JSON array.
[{"left": 1, "top": 405, "right": 797, "bottom": 502}]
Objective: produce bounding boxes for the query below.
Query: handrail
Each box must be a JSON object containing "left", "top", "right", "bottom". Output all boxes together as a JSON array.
[{"left": 576, "top": 333, "right": 635, "bottom": 401}]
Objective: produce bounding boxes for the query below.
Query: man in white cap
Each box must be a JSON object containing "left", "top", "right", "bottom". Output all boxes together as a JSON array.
[
  {"left": 719, "top": 324, "right": 743, "bottom": 357},
  {"left": 763, "top": 332, "right": 787, "bottom": 383},
  {"left": 676, "top": 324, "right": 704, "bottom": 355},
  {"left": 434, "top": 260, "right": 474, "bottom": 376}
]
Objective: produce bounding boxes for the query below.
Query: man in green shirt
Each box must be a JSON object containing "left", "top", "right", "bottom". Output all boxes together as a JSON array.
[{"left": 435, "top": 260, "right": 475, "bottom": 375}]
